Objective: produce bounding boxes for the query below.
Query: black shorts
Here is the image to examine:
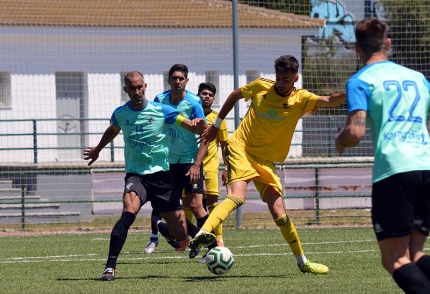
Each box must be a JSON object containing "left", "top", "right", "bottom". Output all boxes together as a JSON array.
[
  {"left": 372, "top": 170, "right": 430, "bottom": 241},
  {"left": 123, "top": 171, "right": 183, "bottom": 215},
  {"left": 170, "top": 163, "right": 204, "bottom": 195}
]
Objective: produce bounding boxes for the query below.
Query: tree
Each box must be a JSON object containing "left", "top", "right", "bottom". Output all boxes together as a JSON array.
[{"left": 381, "top": 0, "right": 430, "bottom": 78}]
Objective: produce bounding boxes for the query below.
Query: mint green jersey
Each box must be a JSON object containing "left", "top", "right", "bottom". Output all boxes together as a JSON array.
[
  {"left": 154, "top": 90, "right": 206, "bottom": 163},
  {"left": 111, "top": 101, "right": 181, "bottom": 175},
  {"left": 347, "top": 60, "right": 430, "bottom": 182}
]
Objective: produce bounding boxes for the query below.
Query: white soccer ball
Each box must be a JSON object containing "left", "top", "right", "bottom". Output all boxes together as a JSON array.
[{"left": 205, "top": 246, "right": 234, "bottom": 275}]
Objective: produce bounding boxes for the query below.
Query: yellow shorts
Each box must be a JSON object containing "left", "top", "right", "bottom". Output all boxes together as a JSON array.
[
  {"left": 203, "top": 169, "right": 220, "bottom": 197},
  {"left": 224, "top": 142, "right": 282, "bottom": 201}
]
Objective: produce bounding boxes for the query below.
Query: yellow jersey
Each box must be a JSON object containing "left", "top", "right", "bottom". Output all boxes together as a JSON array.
[
  {"left": 228, "top": 78, "right": 318, "bottom": 162},
  {"left": 203, "top": 110, "right": 229, "bottom": 172}
]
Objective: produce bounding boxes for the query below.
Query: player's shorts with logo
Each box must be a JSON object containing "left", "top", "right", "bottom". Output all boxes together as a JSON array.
[
  {"left": 170, "top": 163, "right": 204, "bottom": 195},
  {"left": 123, "top": 170, "right": 183, "bottom": 215},
  {"left": 372, "top": 170, "right": 430, "bottom": 241},
  {"left": 224, "top": 142, "right": 283, "bottom": 200}
]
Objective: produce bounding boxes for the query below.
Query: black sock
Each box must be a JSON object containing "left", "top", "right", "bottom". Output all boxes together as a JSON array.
[
  {"left": 186, "top": 218, "right": 199, "bottom": 238},
  {"left": 416, "top": 255, "right": 430, "bottom": 281},
  {"left": 105, "top": 211, "right": 136, "bottom": 269},
  {"left": 202, "top": 198, "right": 207, "bottom": 212},
  {"left": 150, "top": 213, "right": 161, "bottom": 235},
  {"left": 157, "top": 220, "right": 171, "bottom": 237},
  {"left": 196, "top": 214, "right": 208, "bottom": 228},
  {"left": 392, "top": 263, "right": 430, "bottom": 294}
]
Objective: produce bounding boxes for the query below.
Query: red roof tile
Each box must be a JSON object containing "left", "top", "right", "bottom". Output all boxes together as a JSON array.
[{"left": 0, "top": 0, "right": 324, "bottom": 28}]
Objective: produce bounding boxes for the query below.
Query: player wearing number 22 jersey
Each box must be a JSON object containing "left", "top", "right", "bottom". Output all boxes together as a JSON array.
[
  {"left": 336, "top": 18, "right": 430, "bottom": 294},
  {"left": 346, "top": 60, "right": 430, "bottom": 183}
]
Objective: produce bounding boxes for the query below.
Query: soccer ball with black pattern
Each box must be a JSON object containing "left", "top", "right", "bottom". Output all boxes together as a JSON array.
[{"left": 205, "top": 246, "right": 234, "bottom": 275}]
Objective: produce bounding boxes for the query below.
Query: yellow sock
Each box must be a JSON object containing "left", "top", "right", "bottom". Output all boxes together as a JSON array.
[
  {"left": 201, "top": 195, "right": 244, "bottom": 233},
  {"left": 208, "top": 202, "right": 223, "bottom": 240},
  {"left": 184, "top": 207, "right": 193, "bottom": 223},
  {"left": 274, "top": 213, "right": 304, "bottom": 256}
]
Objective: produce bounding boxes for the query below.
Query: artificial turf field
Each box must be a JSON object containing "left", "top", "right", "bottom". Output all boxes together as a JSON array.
[{"left": 0, "top": 227, "right": 408, "bottom": 294}]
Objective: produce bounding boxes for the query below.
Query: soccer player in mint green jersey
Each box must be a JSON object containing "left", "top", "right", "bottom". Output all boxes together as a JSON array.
[
  {"left": 83, "top": 71, "right": 206, "bottom": 281},
  {"left": 336, "top": 18, "right": 430, "bottom": 293},
  {"left": 145, "top": 64, "right": 211, "bottom": 258}
]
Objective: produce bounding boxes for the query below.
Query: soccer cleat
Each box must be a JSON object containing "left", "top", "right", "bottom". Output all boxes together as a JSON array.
[
  {"left": 175, "top": 237, "right": 190, "bottom": 252},
  {"left": 216, "top": 238, "right": 224, "bottom": 247},
  {"left": 189, "top": 246, "right": 201, "bottom": 259},
  {"left": 197, "top": 253, "right": 207, "bottom": 263},
  {"left": 101, "top": 268, "right": 116, "bottom": 281},
  {"left": 157, "top": 220, "right": 181, "bottom": 249},
  {"left": 298, "top": 260, "right": 329, "bottom": 274},
  {"left": 189, "top": 230, "right": 216, "bottom": 250},
  {"left": 144, "top": 238, "right": 159, "bottom": 254}
]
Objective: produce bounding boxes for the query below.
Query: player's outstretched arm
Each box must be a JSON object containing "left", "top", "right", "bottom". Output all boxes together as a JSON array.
[
  {"left": 180, "top": 117, "right": 206, "bottom": 134},
  {"left": 201, "top": 88, "right": 244, "bottom": 143},
  {"left": 83, "top": 125, "right": 121, "bottom": 166},
  {"left": 315, "top": 93, "right": 346, "bottom": 108},
  {"left": 186, "top": 137, "right": 209, "bottom": 185},
  {"left": 335, "top": 110, "right": 366, "bottom": 153}
]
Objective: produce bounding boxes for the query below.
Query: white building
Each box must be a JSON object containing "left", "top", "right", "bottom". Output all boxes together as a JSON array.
[{"left": 0, "top": 0, "right": 324, "bottom": 163}]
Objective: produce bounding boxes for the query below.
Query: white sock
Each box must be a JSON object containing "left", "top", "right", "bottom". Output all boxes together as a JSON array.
[{"left": 296, "top": 254, "right": 307, "bottom": 268}]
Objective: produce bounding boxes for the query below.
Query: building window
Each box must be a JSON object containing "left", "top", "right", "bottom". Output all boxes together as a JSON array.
[
  {"left": 0, "top": 72, "right": 11, "bottom": 107},
  {"left": 163, "top": 71, "right": 170, "bottom": 91},
  {"left": 246, "top": 70, "right": 260, "bottom": 84},
  {"left": 205, "top": 70, "right": 219, "bottom": 106},
  {"left": 120, "top": 72, "right": 128, "bottom": 104}
]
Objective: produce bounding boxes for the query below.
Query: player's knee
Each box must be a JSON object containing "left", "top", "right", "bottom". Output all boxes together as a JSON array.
[{"left": 171, "top": 229, "right": 187, "bottom": 241}]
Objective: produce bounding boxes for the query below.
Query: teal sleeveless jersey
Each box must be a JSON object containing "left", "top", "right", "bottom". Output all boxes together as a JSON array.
[
  {"left": 111, "top": 100, "right": 180, "bottom": 175},
  {"left": 154, "top": 90, "right": 206, "bottom": 163},
  {"left": 347, "top": 60, "right": 430, "bottom": 183}
]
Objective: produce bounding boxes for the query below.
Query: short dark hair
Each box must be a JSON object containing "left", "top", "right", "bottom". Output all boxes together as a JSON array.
[
  {"left": 124, "top": 71, "right": 143, "bottom": 85},
  {"left": 168, "top": 64, "right": 188, "bottom": 79},
  {"left": 355, "top": 18, "right": 387, "bottom": 55},
  {"left": 274, "top": 55, "right": 299, "bottom": 74},
  {"left": 198, "top": 82, "right": 216, "bottom": 96}
]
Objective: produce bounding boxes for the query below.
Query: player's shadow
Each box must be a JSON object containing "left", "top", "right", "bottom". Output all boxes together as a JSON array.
[
  {"left": 57, "top": 275, "right": 171, "bottom": 282},
  {"left": 183, "top": 274, "right": 287, "bottom": 282}
]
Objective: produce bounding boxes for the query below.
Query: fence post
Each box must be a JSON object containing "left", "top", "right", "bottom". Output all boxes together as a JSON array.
[
  {"left": 315, "top": 167, "right": 320, "bottom": 224},
  {"left": 110, "top": 141, "right": 115, "bottom": 162},
  {"left": 328, "top": 117, "right": 333, "bottom": 158},
  {"left": 33, "top": 119, "right": 38, "bottom": 164},
  {"left": 20, "top": 173, "right": 26, "bottom": 230}
]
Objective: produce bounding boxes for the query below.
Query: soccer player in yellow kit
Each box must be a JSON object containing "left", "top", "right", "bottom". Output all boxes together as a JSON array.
[
  {"left": 198, "top": 82, "right": 229, "bottom": 247},
  {"left": 190, "top": 55, "right": 345, "bottom": 274}
]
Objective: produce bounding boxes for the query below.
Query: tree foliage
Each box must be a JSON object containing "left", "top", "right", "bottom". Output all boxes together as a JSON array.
[{"left": 381, "top": 0, "right": 430, "bottom": 78}]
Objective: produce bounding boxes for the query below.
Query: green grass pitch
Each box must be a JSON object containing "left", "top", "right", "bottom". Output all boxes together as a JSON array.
[{"left": 0, "top": 227, "right": 408, "bottom": 294}]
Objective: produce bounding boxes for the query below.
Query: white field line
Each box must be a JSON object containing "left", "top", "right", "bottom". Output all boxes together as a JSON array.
[{"left": 0, "top": 239, "right": 388, "bottom": 265}]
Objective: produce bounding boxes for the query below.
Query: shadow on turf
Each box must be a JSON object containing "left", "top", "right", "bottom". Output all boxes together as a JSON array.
[
  {"left": 183, "top": 274, "right": 286, "bottom": 282},
  {"left": 57, "top": 275, "right": 171, "bottom": 282}
]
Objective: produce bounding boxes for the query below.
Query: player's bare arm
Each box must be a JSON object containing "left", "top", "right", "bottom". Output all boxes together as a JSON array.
[
  {"left": 84, "top": 124, "right": 121, "bottom": 166},
  {"left": 315, "top": 93, "right": 346, "bottom": 108},
  {"left": 220, "top": 140, "right": 227, "bottom": 186},
  {"left": 186, "top": 137, "right": 209, "bottom": 185},
  {"left": 200, "top": 88, "right": 243, "bottom": 143},
  {"left": 335, "top": 110, "right": 366, "bottom": 153}
]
